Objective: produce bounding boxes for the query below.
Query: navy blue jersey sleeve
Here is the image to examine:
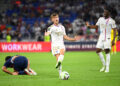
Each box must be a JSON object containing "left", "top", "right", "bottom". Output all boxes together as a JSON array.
[{"left": 4, "top": 59, "right": 12, "bottom": 68}]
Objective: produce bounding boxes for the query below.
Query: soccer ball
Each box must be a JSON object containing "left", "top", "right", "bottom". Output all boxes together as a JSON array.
[{"left": 60, "top": 71, "right": 70, "bottom": 80}]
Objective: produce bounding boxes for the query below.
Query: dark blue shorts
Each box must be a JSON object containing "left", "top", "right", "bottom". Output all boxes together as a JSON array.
[{"left": 14, "top": 56, "right": 28, "bottom": 72}]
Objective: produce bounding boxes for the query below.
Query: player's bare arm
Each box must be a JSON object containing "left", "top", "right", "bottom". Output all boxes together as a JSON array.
[
  {"left": 2, "top": 66, "right": 18, "bottom": 75},
  {"left": 2, "top": 55, "right": 19, "bottom": 75},
  {"left": 86, "top": 22, "right": 98, "bottom": 29},
  {"left": 63, "top": 35, "right": 77, "bottom": 41},
  {"left": 112, "top": 28, "right": 117, "bottom": 46}
]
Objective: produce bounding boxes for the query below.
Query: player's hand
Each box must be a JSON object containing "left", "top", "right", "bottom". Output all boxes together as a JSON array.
[
  {"left": 44, "top": 31, "right": 50, "bottom": 36},
  {"left": 85, "top": 22, "right": 90, "bottom": 27},
  {"left": 12, "top": 72, "right": 18, "bottom": 75},
  {"left": 44, "top": 31, "right": 47, "bottom": 36},
  {"left": 74, "top": 36, "right": 78, "bottom": 41}
]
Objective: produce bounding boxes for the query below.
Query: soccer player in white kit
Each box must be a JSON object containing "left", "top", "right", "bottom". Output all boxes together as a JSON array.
[
  {"left": 86, "top": 8, "right": 117, "bottom": 73},
  {"left": 45, "top": 13, "right": 77, "bottom": 77}
]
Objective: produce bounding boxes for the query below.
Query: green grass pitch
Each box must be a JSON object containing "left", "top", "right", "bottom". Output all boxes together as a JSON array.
[{"left": 0, "top": 51, "right": 120, "bottom": 86}]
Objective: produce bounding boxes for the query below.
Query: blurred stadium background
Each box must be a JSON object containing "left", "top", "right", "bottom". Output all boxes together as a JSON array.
[
  {"left": 0, "top": 0, "right": 120, "bottom": 86},
  {"left": 0, "top": 0, "right": 120, "bottom": 42},
  {"left": 0, "top": 0, "right": 120, "bottom": 52}
]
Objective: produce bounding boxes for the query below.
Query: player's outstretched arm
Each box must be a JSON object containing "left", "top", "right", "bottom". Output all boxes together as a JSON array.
[
  {"left": 86, "top": 22, "right": 98, "bottom": 29},
  {"left": 64, "top": 35, "right": 77, "bottom": 41},
  {"left": 2, "top": 66, "right": 18, "bottom": 75}
]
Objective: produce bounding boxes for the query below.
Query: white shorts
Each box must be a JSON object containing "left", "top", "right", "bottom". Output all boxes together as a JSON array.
[
  {"left": 51, "top": 45, "right": 65, "bottom": 56},
  {"left": 96, "top": 38, "right": 111, "bottom": 50}
]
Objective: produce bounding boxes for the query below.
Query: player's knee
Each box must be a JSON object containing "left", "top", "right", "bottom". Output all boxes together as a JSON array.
[
  {"left": 60, "top": 49, "right": 65, "bottom": 55},
  {"left": 60, "top": 52, "right": 64, "bottom": 55}
]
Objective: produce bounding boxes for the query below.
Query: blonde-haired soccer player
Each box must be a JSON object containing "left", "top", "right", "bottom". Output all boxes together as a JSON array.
[
  {"left": 111, "top": 29, "right": 118, "bottom": 54},
  {"left": 45, "top": 13, "right": 77, "bottom": 77},
  {"left": 86, "top": 8, "right": 117, "bottom": 73}
]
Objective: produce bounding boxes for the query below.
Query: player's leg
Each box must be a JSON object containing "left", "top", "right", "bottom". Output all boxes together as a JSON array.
[
  {"left": 14, "top": 64, "right": 27, "bottom": 75},
  {"left": 104, "top": 38, "right": 111, "bottom": 73},
  {"left": 114, "top": 44, "right": 116, "bottom": 54},
  {"left": 58, "top": 49, "right": 65, "bottom": 75},
  {"left": 114, "top": 37, "right": 118, "bottom": 54},
  {"left": 24, "top": 59, "right": 37, "bottom": 75},
  {"left": 55, "top": 48, "right": 65, "bottom": 77},
  {"left": 27, "top": 59, "right": 30, "bottom": 70},
  {"left": 51, "top": 46, "right": 60, "bottom": 68},
  {"left": 111, "top": 46, "right": 114, "bottom": 54},
  {"left": 96, "top": 48, "right": 106, "bottom": 72},
  {"left": 113, "top": 45, "right": 115, "bottom": 54},
  {"left": 96, "top": 39, "right": 106, "bottom": 72},
  {"left": 52, "top": 46, "right": 65, "bottom": 77},
  {"left": 104, "top": 49, "right": 110, "bottom": 73},
  {"left": 24, "top": 68, "right": 37, "bottom": 75},
  {"left": 55, "top": 54, "right": 60, "bottom": 68},
  {"left": 55, "top": 54, "right": 62, "bottom": 76},
  {"left": 111, "top": 37, "right": 113, "bottom": 54},
  {"left": 58, "top": 48, "right": 65, "bottom": 63},
  {"left": 55, "top": 48, "right": 65, "bottom": 68}
]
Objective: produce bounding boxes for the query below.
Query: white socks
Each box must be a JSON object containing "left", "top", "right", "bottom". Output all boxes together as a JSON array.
[
  {"left": 58, "top": 55, "right": 64, "bottom": 62},
  {"left": 97, "top": 52, "right": 106, "bottom": 66},
  {"left": 97, "top": 52, "right": 110, "bottom": 72},
  {"left": 106, "top": 53, "right": 110, "bottom": 71},
  {"left": 58, "top": 65, "right": 62, "bottom": 76},
  {"left": 58, "top": 55, "right": 64, "bottom": 76}
]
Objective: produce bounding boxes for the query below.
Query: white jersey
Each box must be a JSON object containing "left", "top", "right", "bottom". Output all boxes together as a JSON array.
[
  {"left": 48, "top": 24, "right": 66, "bottom": 46},
  {"left": 96, "top": 17, "right": 116, "bottom": 40}
]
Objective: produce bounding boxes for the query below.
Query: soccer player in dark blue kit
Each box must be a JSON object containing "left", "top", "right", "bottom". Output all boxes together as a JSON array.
[{"left": 2, "top": 55, "right": 37, "bottom": 75}]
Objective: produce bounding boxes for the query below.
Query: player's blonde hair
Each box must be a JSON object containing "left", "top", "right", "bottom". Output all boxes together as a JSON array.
[{"left": 50, "top": 13, "right": 59, "bottom": 19}]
